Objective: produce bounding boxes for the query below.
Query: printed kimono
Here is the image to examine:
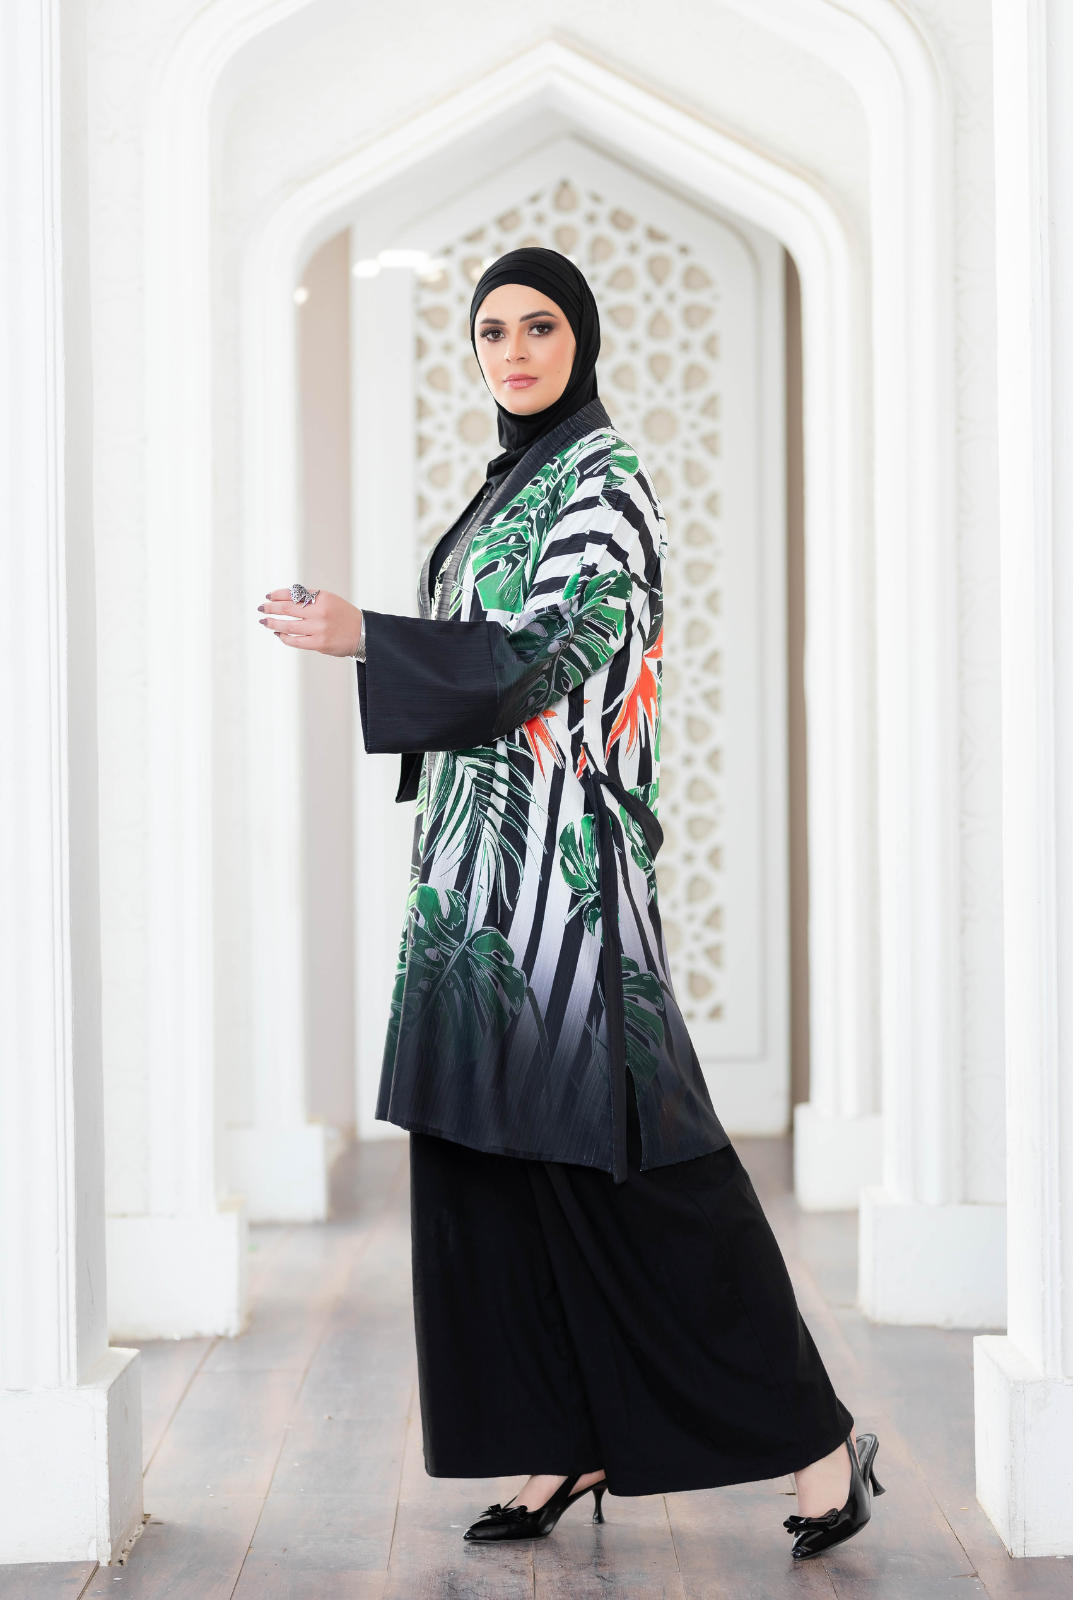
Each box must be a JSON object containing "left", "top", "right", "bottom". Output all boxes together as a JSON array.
[{"left": 357, "top": 399, "right": 728, "bottom": 1180}]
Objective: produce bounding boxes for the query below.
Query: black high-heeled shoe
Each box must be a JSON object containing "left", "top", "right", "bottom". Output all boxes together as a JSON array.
[
  {"left": 783, "top": 1433, "right": 884, "bottom": 1560},
  {"left": 463, "top": 1474, "right": 607, "bottom": 1542}
]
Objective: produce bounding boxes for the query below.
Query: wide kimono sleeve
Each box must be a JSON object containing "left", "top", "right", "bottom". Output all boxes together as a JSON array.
[{"left": 356, "top": 447, "right": 658, "bottom": 764}]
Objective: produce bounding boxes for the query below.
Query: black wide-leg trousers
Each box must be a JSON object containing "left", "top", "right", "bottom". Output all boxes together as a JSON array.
[{"left": 409, "top": 1087, "right": 852, "bottom": 1498}]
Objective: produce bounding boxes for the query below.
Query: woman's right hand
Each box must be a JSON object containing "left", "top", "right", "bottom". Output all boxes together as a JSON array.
[{"left": 257, "top": 588, "right": 363, "bottom": 657}]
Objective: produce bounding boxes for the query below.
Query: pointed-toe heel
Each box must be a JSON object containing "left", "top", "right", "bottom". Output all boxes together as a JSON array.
[
  {"left": 464, "top": 1474, "right": 607, "bottom": 1542},
  {"left": 783, "top": 1433, "right": 881, "bottom": 1560}
]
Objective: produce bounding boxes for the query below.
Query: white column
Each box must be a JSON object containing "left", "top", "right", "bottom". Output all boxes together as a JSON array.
[
  {"left": 351, "top": 253, "right": 423, "bottom": 1139},
  {"left": 851, "top": 23, "right": 1007, "bottom": 1323},
  {"left": 231, "top": 258, "right": 327, "bottom": 1223},
  {"left": 0, "top": 0, "right": 141, "bottom": 1561},
  {"left": 106, "top": 0, "right": 248, "bottom": 1317},
  {"left": 973, "top": 0, "right": 1073, "bottom": 1557}
]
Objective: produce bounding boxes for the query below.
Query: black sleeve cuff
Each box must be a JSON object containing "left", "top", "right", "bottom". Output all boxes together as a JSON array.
[{"left": 355, "top": 611, "right": 501, "bottom": 754}]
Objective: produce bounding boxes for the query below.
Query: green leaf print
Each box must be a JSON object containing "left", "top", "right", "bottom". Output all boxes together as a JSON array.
[
  {"left": 426, "top": 745, "right": 535, "bottom": 906},
  {"left": 472, "top": 460, "right": 579, "bottom": 613},
  {"left": 622, "top": 955, "right": 666, "bottom": 1086},
  {"left": 607, "top": 444, "right": 640, "bottom": 483},
  {"left": 404, "top": 885, "right": 527, "bottom": 1059},
  {"left": 559, "top": 814, "right": 602, "bottom": 934},
  {"left": 618, "top": 801, "right": 658, "bottom": 905},
  {"left": 553, "top": 567, "right": 633, "bottom": 689}
]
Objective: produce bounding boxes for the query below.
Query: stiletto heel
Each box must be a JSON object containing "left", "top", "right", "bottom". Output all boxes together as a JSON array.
[
  {"left": 464, "top": 1474, "right": 608, "bottom": 1542},
  {"left": 858, "top": 1431, "right": 886, "bottom": 1496},
  {"left": 783, "top": 1433, "right": 882, "bottom": 1560}
]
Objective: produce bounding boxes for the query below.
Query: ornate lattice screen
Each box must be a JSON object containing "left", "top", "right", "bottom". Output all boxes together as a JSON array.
[{"left": 412, "top": 178, "right": 733, "bottom": 1039}]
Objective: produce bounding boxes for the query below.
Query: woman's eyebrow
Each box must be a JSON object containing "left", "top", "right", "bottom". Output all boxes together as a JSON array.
[{"left": 477, "top": 309, "right": 558, "bottom": 326}]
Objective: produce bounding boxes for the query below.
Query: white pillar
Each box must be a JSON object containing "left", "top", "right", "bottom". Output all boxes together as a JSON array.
[
  {"left": 106, "top": 0, "right": 249, "bottom": 1316},
  {"left": 351, "top": 253, "right": 422, "bottom": 1140},
  {"left": 852, "top": 22, "right": 1007, "bottom": 1323},
  {"left": 972, "top": 0, "right": 1073, "bottom": 1556},
  {"left": 0, "top": 0, "right": 141, "bottom": 1561}
]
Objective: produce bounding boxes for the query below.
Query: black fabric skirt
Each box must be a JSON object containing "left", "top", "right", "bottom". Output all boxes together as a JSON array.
[{"left": 409, "top": 1083, "right": 853, "bottom": 1497}]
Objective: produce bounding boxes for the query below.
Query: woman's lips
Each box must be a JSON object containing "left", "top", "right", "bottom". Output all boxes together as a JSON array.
[{"left": 504, "top": 374, "right": 539, "bottom": 389}]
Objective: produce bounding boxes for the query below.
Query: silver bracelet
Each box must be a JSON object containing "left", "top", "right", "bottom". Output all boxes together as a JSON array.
[{"left": 353, "top": 612, "right": 366, "bottom": 662}]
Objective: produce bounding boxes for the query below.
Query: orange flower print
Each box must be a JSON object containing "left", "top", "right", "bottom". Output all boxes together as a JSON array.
[
  {"left": 522, "top": 709, "right": 564, "bottom": 780},
  {"left": 605, "top": 628, "right": 663, "bottom": 757}
]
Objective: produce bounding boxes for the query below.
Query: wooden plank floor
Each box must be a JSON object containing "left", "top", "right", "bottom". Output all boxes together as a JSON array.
[{"left": 2, "top": 1137, "right": 1071, "bottom": 1600}]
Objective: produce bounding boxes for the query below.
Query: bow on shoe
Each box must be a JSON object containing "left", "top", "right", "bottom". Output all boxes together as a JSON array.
[
  {"left": 783, "top": 1508, "right": 841, "bottom": 1533},
  {"left": 474, "top": 1502, "right": 530, "bottom": 1526}
]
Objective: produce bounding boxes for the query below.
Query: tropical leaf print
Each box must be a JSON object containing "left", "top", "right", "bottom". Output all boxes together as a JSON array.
[
  {"left": 618, "top": 794, "right": 659, "bottom": 904},
  {"left": 607, "top": 443, "right": 640, "bottom": 483},
  {"left": 622, "top": 955, "right": 666, "bottom": 1085},
  {"left": 426, "top": 745, "right": 535, "bottom": 906},
  {"left": 472, "top": 460, "right": 579, "bottom": 613},
  {"left": 402, "top": 885, "right": 527, "bottom": 1058},
  {"left": 557, "top": 567, "right": 633, "bottom": 686},
  {"left": 559, "top": 814, "right": 602, "bottom": 933}
]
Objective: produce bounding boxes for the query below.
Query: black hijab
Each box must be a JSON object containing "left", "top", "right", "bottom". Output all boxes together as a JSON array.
[{"left": 469, "top": 247, "right": 601, "bottom": 479}]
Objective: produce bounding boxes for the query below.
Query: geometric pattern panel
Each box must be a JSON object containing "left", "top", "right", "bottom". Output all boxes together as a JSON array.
[{"left": 414, "top": 176, "right": 731, "bottom": 1030}]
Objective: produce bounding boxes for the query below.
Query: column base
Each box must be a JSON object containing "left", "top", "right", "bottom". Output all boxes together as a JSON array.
[
  {"left": 858, "top": 1187, "right": 1006, "bottom": 1327},
  {"left": 793, "top": 1105, "right": 882, "bottom": 1209},
  {"left": 974, "top": 1336, "right": 1072, "bottom": 1555},
  {"left": 106, "top": 1201, "right": 247, "bottom": 1340},
  {"left": 228, "top": 1122, "right": 337, "bottom": 1222},
  {"left": 0, "top": 1348, "right": 142, "bottom": 1563}
]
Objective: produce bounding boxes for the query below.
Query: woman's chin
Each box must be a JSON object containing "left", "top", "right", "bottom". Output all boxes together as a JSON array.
[{"left": 500, "top": 390, "right": 554, "bottom": 415}]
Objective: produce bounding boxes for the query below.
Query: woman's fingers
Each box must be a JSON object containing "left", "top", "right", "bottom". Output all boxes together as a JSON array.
[
  {"left": 260, "top": 614, "right": 316, "bottom": 635},
  {"left": 258, "top": 599, "right": 309, "bottom": 617},
  {"left": 266, "top": 588, "right": 293, "bottom": 601},
  {"left": 273, "top": 631, "right": 319, "bottom": 649}
]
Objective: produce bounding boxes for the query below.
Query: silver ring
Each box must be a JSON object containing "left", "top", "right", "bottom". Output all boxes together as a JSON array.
[{"left": 291, "top": 583, "right": 320, "bottom": 606}]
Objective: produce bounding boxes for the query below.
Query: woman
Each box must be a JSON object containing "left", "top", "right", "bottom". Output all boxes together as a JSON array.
[{"left": 258, "top": 247, "right": 882, "bottom": 1560}]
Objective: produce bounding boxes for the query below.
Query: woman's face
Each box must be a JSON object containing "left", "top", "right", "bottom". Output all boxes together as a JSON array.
[{"left": 474, "top": 283, "right": 577, "bottom": 415}]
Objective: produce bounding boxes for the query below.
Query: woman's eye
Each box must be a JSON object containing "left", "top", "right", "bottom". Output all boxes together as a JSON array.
[
  {"left": 529, "top": 322, "right": 554, "bottom": 335},
  {"left": 480, "top": 329, "right": 504, "bottom": 342}
]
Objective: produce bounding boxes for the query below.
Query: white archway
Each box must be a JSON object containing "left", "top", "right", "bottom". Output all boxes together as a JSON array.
[{"left": 125, "top": 0, "right": 981, "bottom": 1334}]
